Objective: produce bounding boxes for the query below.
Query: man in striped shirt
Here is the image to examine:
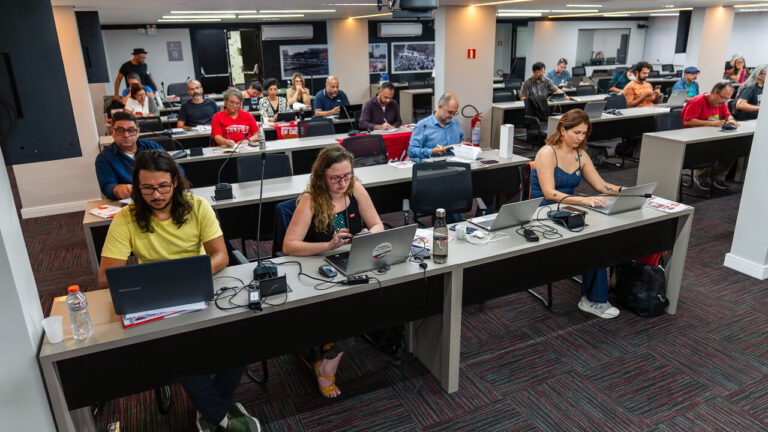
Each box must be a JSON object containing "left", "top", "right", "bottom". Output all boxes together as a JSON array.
[{"left": 407, "top": 92, "right": 470, "bottom": 162}]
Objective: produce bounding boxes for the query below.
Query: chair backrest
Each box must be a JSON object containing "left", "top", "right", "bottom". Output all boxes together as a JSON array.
[
  {"left": 343, "top": 134, "right": 388, "bottom": 167},
  {"left": 524, "top": 95, "right": 550, "bottom": 120},
  {"left": 353, "top": 110, "right": 362, "bottom": 131},
  {"left": 654, "top": 112, "right": 674, "bottom": 132},
  {"left": 596, "top": 78, "right": 612, "bottom": 92},
  {"left": 298, "top": 118, "right": 335, "bottom": 137},
  {"left": 410, "top": 161, "right": 474, "bottom": 215},
  {"left": 604, "top": 94, "right": 627, "bottom": 110},
  {"left": 505, "top": 81, "right": 522, "bottom": 91},
  {"left": 167, "top": 82, "right": 188, "bottom": 97},
  {"left": 235, "top": 153, "right": 293, "bottom": 183},
  {"left": 649, "top": 70, "right": 660, "bottom": 78},
  {"left": 271, "top": 198, "right": 297, "bottom": 257},
  {"left": 493, "top": 91, "right": 515, "bottom": 103},
  {"left": 137, "top": 117, "right": 163, "bottom": 132},
  {"left": 606, "top": 57, "right": 616, "bottom": 64},
  {"left": 577, "top": 85, "right": 597, "bottom": 96},
  {"left": 670, "top": 107, "right": 684, "bottom": 130},
  {"left": 519, "top": 162, "right": 534, "bottom": 201}
]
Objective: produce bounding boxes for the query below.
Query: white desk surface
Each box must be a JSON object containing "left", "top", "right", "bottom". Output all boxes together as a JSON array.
[
  {"left": 175, "top": 133, "right": 349, "bottom": 164},
  {"left": 401, "top": 88, "right": 434, "bottom": 95},
  {"left": 550, "top": 106, "right": 671, "bottom": 122},
  {"left": 643, "top": 119, "right": 756, "bottom": 143},
  {"left": 492, "top": 93, "right": 608, "bottom": 110}
]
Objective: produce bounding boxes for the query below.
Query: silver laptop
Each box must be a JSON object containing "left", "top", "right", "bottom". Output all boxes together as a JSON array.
[
  {"left": 468, "top": 198, "right": 543, "bottom": 231},
  {"left": 325, "top": 224, "right": 418, "bottom": 275},
  {"left": 665, "top": 89, "right": 688, "bottom": 107},
  {"left": 590, "top": 182, "right": 658, "bottom": 215},
  {"left": 584, "top": 101, "right": 607, "bottom": 119}
]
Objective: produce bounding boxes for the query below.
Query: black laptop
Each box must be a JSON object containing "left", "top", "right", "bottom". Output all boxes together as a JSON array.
[
  {"left": 106, "top": 255, "right": 214, "bottom": 315},
  {"left": 275, "top": 111, "right": 300, "bottom": 122}
]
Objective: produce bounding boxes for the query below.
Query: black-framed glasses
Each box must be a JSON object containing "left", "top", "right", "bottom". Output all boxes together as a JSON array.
[
  {"left": 114, "top": 127, "right": 139, "bottom": 136},
  {"left": 139, "top": 185, "right": 172, "bottom": 195},
  {"left": 328, "top": 173, "right": 353, "bottom": 183}
]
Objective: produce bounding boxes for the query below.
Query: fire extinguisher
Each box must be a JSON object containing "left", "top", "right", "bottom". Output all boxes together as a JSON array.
[{"left": 462, "top": 104, "right": 483, "bottom": 147}]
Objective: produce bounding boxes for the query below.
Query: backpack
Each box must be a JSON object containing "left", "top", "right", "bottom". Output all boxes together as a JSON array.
[{"left": 613, "top": 262, "right": 669, "bottom": 317}]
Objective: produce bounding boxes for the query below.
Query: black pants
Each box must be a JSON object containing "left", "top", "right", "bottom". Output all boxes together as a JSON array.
[{"left": 181, "top": 366, "right": 246, "bottom": 424}]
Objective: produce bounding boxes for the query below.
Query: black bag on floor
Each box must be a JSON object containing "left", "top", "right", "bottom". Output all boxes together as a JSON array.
[{"left": 613, "top": 262, "right": 669, "bottom": 317}]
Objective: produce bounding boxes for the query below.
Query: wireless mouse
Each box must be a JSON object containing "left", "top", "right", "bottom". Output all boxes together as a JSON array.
[{"left": 319, "top": 264, "right": 337, "bottom": 278}]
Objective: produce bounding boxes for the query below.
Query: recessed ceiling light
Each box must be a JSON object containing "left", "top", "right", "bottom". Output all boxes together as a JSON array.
[
  {"left": 325, "top": 3, "right": 377, "bottom": 5},
  {"left": 566, "top": 4, "right": 603, "bottom": 7},
  {"left": 664, "top": 4, "right": 675, "bottom": 7},
  {"left": 258, "top": 9, "right": 335, "bottom": 13},
  {"left": 170, "top": 10, "right": 256, "bottom": 14},
  {"left": 604, "top": 13, "right": 630, "bottom": 16},
  {"left": 650, "top": 13, "right": 679, "bottom": 16},
  {"left": 498, "top": 9, "right": 549, "bottom": 12},
  {"left": 497, "top": 12, "right": 543, "bottom": 16},
  {"left": 549, "top": 9, "right": 599, "bottom": 13},
  {"left": 549, "top": 7, "right": 691, "bottom": 18},
  {"left": 163, "top": 14, "right": 235, "bottom": 19},
  {"left": 158, "top": 18, "right": 222, "bottom": 22},
  {"left": 238, "top": 14, "right": 306, "bottom": 18},
  {"left": 734, "top": 2, "right": 768, "bottom": 6},
  {"left": 473, "top": 0, "right": 533, "bottom": 6},
  {"left": 736, "top": 8, "right": 768, "bottom": 11}
]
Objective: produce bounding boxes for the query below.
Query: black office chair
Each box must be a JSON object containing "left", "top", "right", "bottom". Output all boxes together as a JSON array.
[
  {"left": 343, "top": 134, "right": 388, "bottom": 167},
  {"left": 653, "top": 112, "right": 674, "bottom": 132},
  {"left": 604, "top": 94, "right": 627, "bottom": 110},
  {"left": 271, "top": 199, "right": 297, "bottom": 257},
  {"left": 493, "top": 91, "right": 516, "bottom": 103},
  {"left": 166, "top": 82, "right": 188, "bottom": 98},
  {"left": 407, "top": 80, "right": 427, "bottom": 89},
  {"left": 606, "top": 57, "right": 616, "bottom": 64},
  {"left": 136, "top": 117, "right": 163, "bottom": 132},
  {"left": 298, "top": 118, "right": 335, "bottom": 137},
  {"left": 352, "top": 111, "right": 362, "bottom": 131},
  {"left": 649, "top": 70, "right": 660, "bottom": 78},
  {"left": 235, "top": 153, "right": 293, "bottom": 183},
  {"left": 669, "top": 106, "right": 683, "bottom": 130},
  {"left": 522, "top": 95, "right": 550, "bottom": 150},
  {"left": 576, "top": 85, "right": 597, "bottom": 96},
  {"left": 403, "top": 161, "right": 486, "bottom": 226},
  {"left": 596, "top": 78, "right": 612, "bottom": 93}
]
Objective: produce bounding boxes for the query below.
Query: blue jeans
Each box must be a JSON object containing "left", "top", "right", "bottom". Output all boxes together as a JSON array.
[
  {"left": 181, "top": 366, "right": 246, "bottom": 424},
  {"left": 581, "top": 269, "right": 609, "bottom": 303}
]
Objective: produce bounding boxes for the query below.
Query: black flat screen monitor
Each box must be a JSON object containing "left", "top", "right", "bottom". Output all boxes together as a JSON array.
[{"left": 572, "top": 66, "right": 586, "bottom": 77}]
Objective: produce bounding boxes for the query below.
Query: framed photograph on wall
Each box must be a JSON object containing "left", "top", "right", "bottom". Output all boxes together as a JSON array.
[
  {"left": 369, "top": 43, "right": 388, "bottom": 74},
  {"left": 279, "top": 44, "right": 329, "bottom": 80},
  {"left": 391, "top": 42, "right": 435, "bottom": 74}
]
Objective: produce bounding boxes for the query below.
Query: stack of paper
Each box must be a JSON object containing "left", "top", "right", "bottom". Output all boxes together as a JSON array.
[
  {"left": 89, "top": 205, "right": 122, "bottom": 219},
  {"left": 644, "top": 196, "right": 692, "bottom": 213},
  {"left": 122, "top": 302, "right": 206, "bottom": 328}
]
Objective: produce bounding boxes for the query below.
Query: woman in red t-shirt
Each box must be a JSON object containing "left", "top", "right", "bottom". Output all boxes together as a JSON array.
[{"left": 211, "top": 88, "right": 259, "bottom": 147}]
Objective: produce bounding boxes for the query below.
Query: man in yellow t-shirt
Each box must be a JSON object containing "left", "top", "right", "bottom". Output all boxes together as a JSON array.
[
  {"left": 97, "top": 150, "right": 260, "bottom": 431},
  {"left": 623, "top": 61, "right": 660, "bottom": 108}
]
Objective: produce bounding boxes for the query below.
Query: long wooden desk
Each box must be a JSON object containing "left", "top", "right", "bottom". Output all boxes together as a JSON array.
[
  {"left": 490, "top": 94, "right": 608, "bottom": 148},
  {"left": 547, "top": 106, "right": 671, "bottom": 140},
  {"left": 637, "top": 120, "right": 756, "bottom": 200},
  {"left": 46, "top": 202, "right": 694, "bottom": 432},
  {"left": 400, "top": 88, "right": 434, "bottom": 124}
]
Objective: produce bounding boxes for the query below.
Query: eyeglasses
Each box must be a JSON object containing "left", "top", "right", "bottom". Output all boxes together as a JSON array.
[
  {"left": 226, "top": 100, "right": 242, "bottom": 107},
  {"left": 328, "top": 173, "right": 353, "bottom": 183},
  {"left": 139, "top": 185, "right": 172, "bottom": 195},
  {"left": 444, "top": 109, "right": 458, "bottom": 117},
  {"left": 114, "top": 127, "right": 139, "bottom": 136}
]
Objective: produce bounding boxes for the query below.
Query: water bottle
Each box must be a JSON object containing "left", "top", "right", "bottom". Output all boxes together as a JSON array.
[
  {"left": 433, "top": 208, "right": 448, "bottom": 264},
  {"left": 258, "top": 126, "right": 266, "bottom": 150},
  {"left": 66, "top": 285, "right": 93, "bottom": 341}
]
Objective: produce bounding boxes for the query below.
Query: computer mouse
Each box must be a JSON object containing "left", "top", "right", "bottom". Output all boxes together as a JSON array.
[
  {"left": 319, "top": 264, "right": 337, "bottom": 278},
  {"left": 722, "top": 123, "right": 737, "bottom": 131}
]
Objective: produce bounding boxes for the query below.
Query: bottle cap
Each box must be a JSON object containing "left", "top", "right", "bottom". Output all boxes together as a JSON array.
[
  {"left": 436, "top": 208, "right": 445, "bottom": 218},
  {"left": 67, "top": 285, "right": 80, "bottom": 293}
]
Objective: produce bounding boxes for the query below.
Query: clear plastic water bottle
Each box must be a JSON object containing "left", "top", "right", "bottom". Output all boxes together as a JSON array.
[
  {"left": 258, "top": 126, "right": 266, "bottom": 150},
  {"left": 433, "top": 208, "right": 448, "bottom": 264},
  {"left": 66, "top": 285, "right": 93, "bottom": 341}
]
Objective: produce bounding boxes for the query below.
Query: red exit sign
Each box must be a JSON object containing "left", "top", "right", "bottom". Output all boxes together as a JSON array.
[{"left": 467, "top": 49, "right": 476, "bottom": 59}]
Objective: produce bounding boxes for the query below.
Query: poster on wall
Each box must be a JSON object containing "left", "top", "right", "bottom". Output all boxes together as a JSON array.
[
  {"left": 279, "top": 45, "right": 329, "bottom": 80},
  {"left": 391, "top": 42, "right": 435, "bottom": 74},
  {"left": 167, "top": 41, "right": 183, "bottom": 62},
  {"left": 369, "top": 43, "right": 388, "bottom": 74}
]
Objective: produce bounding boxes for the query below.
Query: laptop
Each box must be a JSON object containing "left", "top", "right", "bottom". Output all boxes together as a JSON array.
[
  {"left": 242, "top": 97, "right": 259, "bottom": 111},
  {"left": 590, "top": 182, "right": 658, "bottom": 215},
  {"left": 663, "top": 89, "right": 688, "bottom": 107},
  {"left": 338, "top": 104, "right": 363, "bottom": 120},
  {"left": 275, "top": 111, "right": 300, "bottom": 122},
  {"left": 325, "top": 224, "right": 418, "bottom": 275},
  {"left": 584, "top": 101, "right": 607, "bottom": 119},
  {"left": 468, "top": 198, "right": 543, "bottom": 231},
  {"left": 106, "top": 255, "right": 214, "bottom": 315}
]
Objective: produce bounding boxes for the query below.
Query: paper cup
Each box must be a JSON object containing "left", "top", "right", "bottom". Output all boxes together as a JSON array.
[{"left": 42, "top": 315, "right": 64, "bottom": 343}]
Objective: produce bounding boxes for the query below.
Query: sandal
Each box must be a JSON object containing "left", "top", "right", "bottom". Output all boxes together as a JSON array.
[{"left": 314, "top": 360, "right": 340, "bottom": 398}]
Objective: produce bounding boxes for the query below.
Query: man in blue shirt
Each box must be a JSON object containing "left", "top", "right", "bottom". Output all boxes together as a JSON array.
[
  {"left": 671, "top": 66, "right": 700, "bottom": 99},
  {"left": 314, "top": 76, "right": 350, "bottom": 116},
  {"left": 545, "top": 58, "right": 571, "bottom": 87},
  {"left": 95, "top": 111, "right": 167, "bottom": 200},
  {"left": 408, "top": 92, "right": 469, "bottom": 162}
]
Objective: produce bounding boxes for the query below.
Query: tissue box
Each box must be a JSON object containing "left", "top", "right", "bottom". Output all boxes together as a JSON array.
[{"left": 499, "top": 124, "right": 515, "bottom": 158}]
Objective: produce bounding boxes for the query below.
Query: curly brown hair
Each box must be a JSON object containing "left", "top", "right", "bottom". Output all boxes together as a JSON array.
[
  {"left": 301, "top": 145, "right": 356, "bottom": 233},
  {"left": 130, "top": 150, "right": 193, "bottom": 233},
  {"left": 545, "top": 109, "right": 592, "bottom": 152}
]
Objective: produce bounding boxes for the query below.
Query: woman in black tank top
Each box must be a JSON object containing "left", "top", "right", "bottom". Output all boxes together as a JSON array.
[{"left": 282, "top": 146, "right": 384, "bottom": 398}]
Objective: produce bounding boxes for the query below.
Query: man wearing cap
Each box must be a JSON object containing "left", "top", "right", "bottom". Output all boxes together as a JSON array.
[
  {"left": 672, "top": 67, "right": 700, "bottom": 100},
  {"left": 545, "top": 58, "right": 571, "bottom": 87},
  {"left": 112, "top": 48, "right": 151, "bottom": 101}
]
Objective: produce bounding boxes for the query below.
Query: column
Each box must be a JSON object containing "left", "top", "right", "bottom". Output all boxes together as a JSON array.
[
  {"left": 686, "top": 7, "right": 735, "bottom": 91},
  {"left": 327, "top": 18, "right": 370, "bottom": 105},
  {"left": 724, "top": 97, "right": 768, "bottom": 279},
  {"left": 435, "top": 5, "right": 497, "bottom": 148}
]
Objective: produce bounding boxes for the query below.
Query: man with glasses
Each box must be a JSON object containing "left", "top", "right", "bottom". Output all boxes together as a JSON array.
[
  {"left": 671, "top": 66, "right": 701, "bottom": 100},
  {"left": 95, "top": 111, "right": 175, "bottom": 200},
  {"left": 545, "top": 58, "right": 571, "bottom": 87},
  {"left": 407, "top": 92, "right": 470, "bottom": 162},
  {"left": 520, "top": 62, "right": 569, "bottom": 101},
  {"left": 97, "top": 150, "right": 261, "bottom": 432},
  {"left": 177, "top": 80, "right": 219, "bottom": 129},
  {"left": 681, "top": 82, "right": 740, "bottom": 191}
]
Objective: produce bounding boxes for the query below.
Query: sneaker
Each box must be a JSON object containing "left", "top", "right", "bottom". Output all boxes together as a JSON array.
[
  {"left": 578, "top": 297, "right": 620, "bottom": 319},
  {"left": 713, "top": 180, "right": 729, "bottom": 190},
  {"left": 223, "top": 403, "right": 261, "bottom": 432},
  {"left": 196, "top": 412, "right": 217, "bottom": 432},
  {"left": 693, "top": 176, "right": 712, "bottom": 191}
]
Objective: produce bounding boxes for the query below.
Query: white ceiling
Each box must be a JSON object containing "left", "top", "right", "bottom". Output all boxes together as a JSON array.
[{"left": 51, "top": 0, "right": 763, "bottom": 25}]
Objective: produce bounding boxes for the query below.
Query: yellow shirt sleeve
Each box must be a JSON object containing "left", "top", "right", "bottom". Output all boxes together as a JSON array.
[
  {"left": 196, "top": 196, "right": 223, "bottom": 244},
  {"left": 101, "top": 206, "right": 134, "bottom": 260}
]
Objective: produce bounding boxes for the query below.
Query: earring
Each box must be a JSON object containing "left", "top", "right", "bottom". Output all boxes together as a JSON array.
[{"left": 560, "top": 136, "right": 564, "bottom": 142}]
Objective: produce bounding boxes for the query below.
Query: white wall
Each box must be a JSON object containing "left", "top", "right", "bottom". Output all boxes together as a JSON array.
[
  {"left": 13, "top": 6, "right": 102, "bottom": 218},
  {"left": 689, "top": 7, "right": 735, "bottom": 91},
  {"left": 592, "top": 28, "right": 630, "bottom": 60},
  {"left": 326, "top": 19, "right": 370, "bottom": 105},
  {"left": 102, "top": 28, "right": 195, "bottom": 95},
  {"left": 526, "top": 19, "right": 647, "bottom": 75},
  {"left": 644, "top": 16, "right": 679, "bottom": 65},
  {"left": 515, "top": 25, "right": 528, "bottom": 57},
  {"left": 494, "top": 23, "right": 513, "bottom": 74},
  {"left": 728, "top": 12, "right": 768, "bottom": 66}
]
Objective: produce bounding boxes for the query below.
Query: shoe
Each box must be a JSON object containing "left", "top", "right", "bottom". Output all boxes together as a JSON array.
[
  {"left": 693, "top": 176, "right": 712, "bottom": 191},
  {"left": 578, "top": 297, "right": 620, "bottom": 319},
  {"left": 196, "top": 412, "right": 217, "bottom": 432},
  {"left": 223, "top": 413, "right": 261, "bottom": 432},
  {"left": 314, "top": 360, "right": 340, "bottom": 398},
  {"left": 713, "top": 180, "right": 729, "bottom": 190}
]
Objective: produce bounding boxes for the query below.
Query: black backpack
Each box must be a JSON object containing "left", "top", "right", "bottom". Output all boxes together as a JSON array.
[{"left": 613, "top": 262, "right": 669, "bottom": 317}]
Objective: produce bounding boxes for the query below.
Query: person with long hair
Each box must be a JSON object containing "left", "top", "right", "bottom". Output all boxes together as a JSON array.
[
  {"left": 734, "top": 64, "right": 766, "bottom": 121},
  {"left": 282, "top": 145, "right": 384, "bottom": 397},
  {"left": 728, "top": 56, "right": 747, "bottom": 84},
  {"left": 97, "top": 150, "right": 261, "bottom": 430},
  {"left": 530, "top": 109, "right": 624, "bottom": 319},
  {"left": 123, "top": 83, "right": 159, "bottom": 117},
  {"left": 258, "top": 77, "right": 290, "bottom": 121},
  {"left": 286, "top": 72, "right": 311, "bottom": 105}
]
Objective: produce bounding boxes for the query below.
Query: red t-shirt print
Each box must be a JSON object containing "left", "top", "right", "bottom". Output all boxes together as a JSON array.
[{"left": 211, "top": 110, "right": 259, "bottom": 145}]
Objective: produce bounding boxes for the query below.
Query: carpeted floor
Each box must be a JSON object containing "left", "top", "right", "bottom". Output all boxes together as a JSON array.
[{"left": 19, "top": 160, "right": 768, "bottom": 431}]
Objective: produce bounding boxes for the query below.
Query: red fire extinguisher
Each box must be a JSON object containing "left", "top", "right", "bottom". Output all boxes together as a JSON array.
[{"left": 462, "top": 105, "right": 483, "bottom": 147}]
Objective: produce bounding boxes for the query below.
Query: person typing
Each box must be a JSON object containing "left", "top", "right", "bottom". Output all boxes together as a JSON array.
[
  {"left": 545, "top": 58, "right": 571, "bottom": 87},
  {"left": 359, "top": 82, "right": 402, "bottom": 131},
  {"left": 407, "top": 92, "right": 470, "bottom": 162},
  {"left": 313, "top": 76, "right": 350, "bottom": 117},
  {"left": 177, "top": 80, "right": 218, "bottom": 129},
  {"left": 97, "top": 150, "right": 260, "bottom": 431},
  {"left": 520, "top": 62, "right": 570, "bottom": 101},
  {"left": 671, "top": 66, "right": 701, "bottom": 100},
  {"left": 282, "top": 146, "right": 383, "bottom": 398}
]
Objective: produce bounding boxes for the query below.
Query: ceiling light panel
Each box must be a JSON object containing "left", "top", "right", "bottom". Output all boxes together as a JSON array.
[
  {"left": 170, "top": 10, "right": 256, "bottom": 14},
  {"left": 238, "top": 14, "right": 305, "bottom": 18},
  {"left": 258, "top": 10, "right": 335, "bottom": 13},
  {"left": 162, "top": 14, "right": 235, "bottom": 19}
]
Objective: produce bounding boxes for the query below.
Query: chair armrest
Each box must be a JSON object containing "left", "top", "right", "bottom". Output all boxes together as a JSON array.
[
  {"left": 402, "top": 198, "right": 410, "bottom": 225},
  {"left": 475, "top": 197, "right": 487, "bottom": 215},
  {"left": 231, "top": 249, "right": 248, "bottom": 265},
  {"left": 523, "top": 115, "right": 541, "bottom": 126}
]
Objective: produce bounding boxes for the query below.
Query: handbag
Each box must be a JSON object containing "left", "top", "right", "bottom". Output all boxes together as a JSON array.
[{"left": 613, "top": 261, "right": 669, "bottom": 317}]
